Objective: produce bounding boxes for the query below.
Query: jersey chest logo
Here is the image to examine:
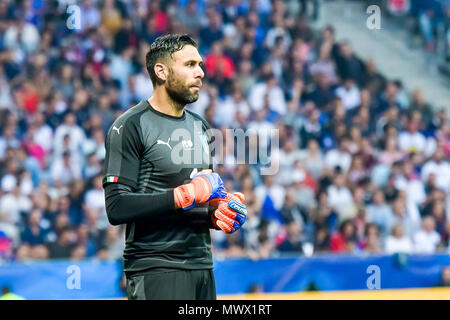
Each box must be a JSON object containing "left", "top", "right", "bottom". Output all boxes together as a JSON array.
[
  {"left": 157, "top": 137, "right": 172, "bottom": 150},
  {"left": 113, "top": 125, "right": 123, "bottom": 135}
]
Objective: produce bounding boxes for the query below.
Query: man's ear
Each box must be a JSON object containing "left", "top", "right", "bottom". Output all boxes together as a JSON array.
[{"left": 154, "top": 63, "right": 168, "bottom": 82}]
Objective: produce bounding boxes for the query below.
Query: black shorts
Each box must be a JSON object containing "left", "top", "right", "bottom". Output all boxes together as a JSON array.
[{"left": 126, "top": 268, "right": 217, "bottom": 300}]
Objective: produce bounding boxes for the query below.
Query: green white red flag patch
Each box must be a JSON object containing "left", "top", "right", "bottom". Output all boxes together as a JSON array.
[{"left": 106, "top": 176, "right": 119, "bottom": 183}]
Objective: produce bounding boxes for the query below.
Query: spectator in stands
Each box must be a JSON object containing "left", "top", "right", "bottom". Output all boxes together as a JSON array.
[
  {"left": 330, "top": 219, "right": 357, "bottom": 253},
  {"left": 327, "top": 173, "right": 353, "bottom": 216},
  {"left": 421, "top": 147, "right": 450, "bottom": 193},
  {"left": 305, "top": 72, "right": 336, "bottom": 109},
  {"left": 199, "top": 9, "right": 223, "bottom": 53},
  {"left": 309, "top": 42, "right": 338, "bottom": 85},
  {"left": 248, "top": 73, "right": 287, "bottom": 116},
  {"left": 410, "top": 89, "right": 434, "bottom": 132},
  {"left": 367, "top": 190, "right": 394, "bottom": 236},
  {"left": 299, "top": 139, "right": 324, "bottom": 179},
  {"left": 398, "top": 111, "right": 428, "bottom": 155},
  {"left": 361, "top": 223, "right": 382, "bottom": 254},
  {"left": 335, "top": 78, "right": 361, "bottom": 111},
  {"left": 18, "top": 208, "right": 49, "bottom": 260},
  {"left": 46, "top": 227, "right": 77, "bottom": 259},
  {"left": 327, "top": 129, "right": 351, "bottom": 159},
  {"left": 281, "top": 189, "right": 308, "bottom": 227},
  {"left": 378, "top": 135, "right": 405, "bottom": 167},
  {"left": 50, "top": 150, "right": 82, "bottom": 186},
  {"left": 0, "top": 181, "right": 32, "bottom": 226},
  {"left": 53, "top": 112, "right": 86, "bottom": 159},
  {"left": 83, "top": 174, "right": 108, "bottom": 230},
  {"left": 255, "top": 175, "right": 285, "bottom": 225},
  {"left": 334, "top": 41, "right": 365, "bottom": 84},
  {"left": 299, "top": 108, "right": 323, "bottom": 149},
  {"left": 277, "top": 220, "right": 304, "bottom": 254},
  {"left": 418, "top": 7, "right": 438, "bottom": 52},
  {"left": 214, "top": 82, "right": 250, "bottom": 127},
  {"left": 385, "top": 223, "right": 414, "bottom": 254},
  {"left": 414, "top": 216, "right": 441, "bottom": 254},
  {"left": 97, "top": 225, "right": 125, "bottom": 260}
]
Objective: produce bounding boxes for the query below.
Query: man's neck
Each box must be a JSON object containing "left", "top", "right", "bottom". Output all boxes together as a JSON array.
[{"left": 148, "top": 87, "right": 185, "bottom": 117}]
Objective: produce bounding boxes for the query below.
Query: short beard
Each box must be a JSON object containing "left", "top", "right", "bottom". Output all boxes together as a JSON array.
[{"left": 165, "top": 68, "right": 199, "bottom": 108}]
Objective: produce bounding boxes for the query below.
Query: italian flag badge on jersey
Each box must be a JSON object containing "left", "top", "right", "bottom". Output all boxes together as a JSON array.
[{"left": 106, "top": 176, "right": 119, "bottom": 183}]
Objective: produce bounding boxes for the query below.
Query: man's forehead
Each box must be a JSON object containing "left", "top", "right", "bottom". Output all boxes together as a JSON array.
[{"left": 172, "top": 45, "right": 203, "bottom": 62}]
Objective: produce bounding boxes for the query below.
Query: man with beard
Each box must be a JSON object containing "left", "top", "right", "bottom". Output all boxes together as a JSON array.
[{"left": 102, "top": 34, "right": 247, "bottom": 300}]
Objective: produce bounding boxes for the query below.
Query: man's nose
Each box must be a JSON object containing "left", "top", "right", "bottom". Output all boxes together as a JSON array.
[{"left": 195, "top": 65, "right": 204, "bottom": 79}]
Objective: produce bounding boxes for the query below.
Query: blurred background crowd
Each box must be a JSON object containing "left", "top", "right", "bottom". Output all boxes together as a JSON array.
[{"left": 0, "top": 0, "right": 449, "bottom": 264}]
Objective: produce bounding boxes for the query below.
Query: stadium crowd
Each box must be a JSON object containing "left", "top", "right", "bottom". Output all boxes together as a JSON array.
[{"left": 0, "top": 0, "right": 449, "bottom": 264}]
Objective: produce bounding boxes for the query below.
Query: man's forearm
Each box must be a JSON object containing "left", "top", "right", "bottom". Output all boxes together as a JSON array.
[
  {"left": 104, "top": 183, "right": 176, "bottom": 225},
  {"left": 104, "top": 183, "right": 218, "bottom": 229}
]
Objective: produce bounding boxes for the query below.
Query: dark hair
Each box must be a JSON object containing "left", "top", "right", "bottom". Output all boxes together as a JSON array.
[
  {"left": 145, "top": 34, "right": 198, "bottom": 86},
  {"left": 364, "top": 222, "right": 380, "bottom": 237}
]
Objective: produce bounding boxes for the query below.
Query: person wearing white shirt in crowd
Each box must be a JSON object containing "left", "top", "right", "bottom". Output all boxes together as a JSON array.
[
  {"left": 247, "top": 108, "right": 276, "bottom": 151},
  {"left": 32, "top": 112, "right": 54, "bottom": 154},
  {"left": 53, "top": 113, "right": 86, "bottom": 159},
  {"left": 214, "top": 84, "right": 250, "bottom": 127},
  {"left": 0, "top": 75, "right": 15, "bottom": 112},
  {"left": 84, "top": 175, "right": 108, "bottom": 230},
  {"left": 80, "top": 0, "right": 101, "bottom": 31},
  {"left": 414, "top": 216, "right": 441, "bottom": 254},
  {"left": 82, "top": 127, "right": 106, "bottom": 161},
  {"left": 134, "top": 66, "right": 154, "bottom": 101},
  {"left": 264, "top": 15, "right": 291, "bottom": 52},
  {"left": 335, "top": 78, "right": 361, "bottom": 111},
  {"left": 385, "top": 223, "right": 414, "bottom": 254},
  {"left": 0, "top": 182, "right": 33, "bottom": 226},
  {"left": 327, "top": 174, "right": 354, "bottom": 215},
  {"left": 255, "top": 174, "right": 286, "bottom": 213},
  {"left": 4, "top": 14, "right": 40, "bottom": 57},
  {"left": 50, "top": 151, "right": 82, "bottom": 186},
  {"left": 324, "top": 138, "right": 352, "bottom": 172},
  {"left": 276, "top": 139, "right": 304, "bottom": 186},
  {"left": 299, "top": 139, "right": 325, "bottom": 179},
  {"left": 83, "top": 152, "right": 102, "bottom": 179},
  {"left": 395, "top": 160, "right": 426, "bottom": 209},
  {"left": 421, "top": 147, "right": 450, "bottom": 193},
  {"left": 248, "top": 73, "right": 287, "bottom": 116},
  {"left": 398, "top": 112, "right": 427, "bottom": 154},
  {"left": 387, "top": 195, "right": 421, "bottom": 239},
  {"left": 110, "top": 47, "right": 135, "bottom": 100}
]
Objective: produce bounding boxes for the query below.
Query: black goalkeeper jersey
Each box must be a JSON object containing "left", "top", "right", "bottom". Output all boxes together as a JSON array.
[{"left": 102, "top": 100, "right": 215, "bottom": 273}]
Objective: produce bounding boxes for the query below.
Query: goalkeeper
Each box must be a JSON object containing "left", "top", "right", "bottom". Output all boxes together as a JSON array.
[{"left": 103, "top": 34, "right": 247, "bottom": 300}]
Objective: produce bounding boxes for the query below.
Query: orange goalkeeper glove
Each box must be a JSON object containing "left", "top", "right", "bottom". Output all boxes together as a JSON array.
[
  {"left": 211, "top": 192, "right": 247, "bottom": 233},
  {"left": 174, "top": 170, "right": 227, "bottom": 210}
]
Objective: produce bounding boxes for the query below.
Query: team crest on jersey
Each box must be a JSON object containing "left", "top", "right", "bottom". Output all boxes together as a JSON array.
[{"left": 181, "top": 139, "right": 194, "bottom": 150}]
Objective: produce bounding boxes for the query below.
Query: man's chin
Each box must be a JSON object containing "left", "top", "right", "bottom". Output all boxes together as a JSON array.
[{"left": 186, "top": 92, "right": 199, "bottom": 103}]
